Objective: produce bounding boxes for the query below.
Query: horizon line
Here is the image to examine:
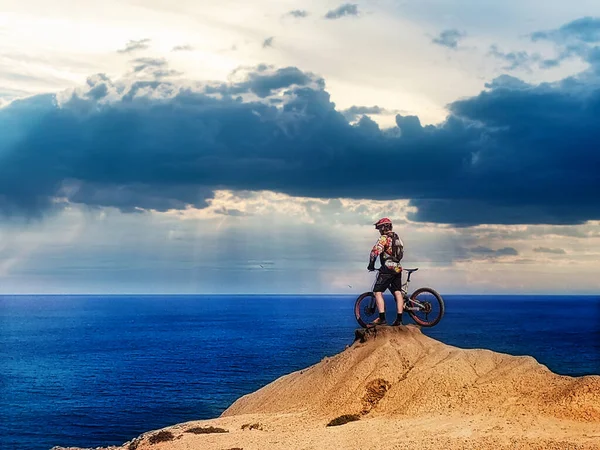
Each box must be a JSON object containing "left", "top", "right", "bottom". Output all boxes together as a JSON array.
[{"left": 1, "top": 292, "right": 598, "bottom": 297}]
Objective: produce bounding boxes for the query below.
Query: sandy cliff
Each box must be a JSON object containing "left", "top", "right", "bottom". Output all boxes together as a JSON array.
[{"left": 53, "top": 325, "right": 600, "bottom": 450}]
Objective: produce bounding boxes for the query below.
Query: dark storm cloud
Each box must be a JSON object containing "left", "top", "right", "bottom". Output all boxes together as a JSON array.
[
  {"left": 431, "top": 29, "right": 465, "bottom": 49},
  {"left": 212, "top": 65, "right": 320, "bottom": 98},
  {"left": 64, "top": 181, "right": 214, "bottom": 213},
  {"left": 407, "top": 69, "right": 600, "bottom": 225},
  {"left": 1, "top": 51, "right": 600, "bottom": 225},
  {"left": 324, "top": 4, "right": 359, "bottom": 20},
  {"left": 117, "top": 38, "right": 151, "bottom": 54}
]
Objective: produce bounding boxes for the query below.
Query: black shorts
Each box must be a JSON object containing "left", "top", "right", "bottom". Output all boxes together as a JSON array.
[{"left": 373, "top": 272, "right": 403, "bottom": 293}]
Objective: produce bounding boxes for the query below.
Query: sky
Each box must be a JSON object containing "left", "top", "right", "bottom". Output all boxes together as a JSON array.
[{"left": 1, "top": 0, "right": 600, "bottom": 294}]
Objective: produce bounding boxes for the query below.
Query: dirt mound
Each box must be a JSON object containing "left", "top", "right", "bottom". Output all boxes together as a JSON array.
[
  {"left": 222, "top": 325, "right": 600, "bottom": 422},
  {"left": 51, "top": 325, "right": 600, "bottom": 450}
]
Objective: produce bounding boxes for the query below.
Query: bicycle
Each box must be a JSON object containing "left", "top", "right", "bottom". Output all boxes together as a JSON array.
[{"left": 354, "top": 268, "right": 445, "bottom": 328}]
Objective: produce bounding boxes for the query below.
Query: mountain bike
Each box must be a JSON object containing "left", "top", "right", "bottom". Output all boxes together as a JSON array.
[{"left": 354, "top": 268, "right": 445, "bottom": 328}]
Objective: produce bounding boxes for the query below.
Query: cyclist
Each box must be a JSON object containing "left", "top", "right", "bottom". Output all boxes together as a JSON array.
[{"left": 367, "top": 217, "right": 404, "bottom": 326}]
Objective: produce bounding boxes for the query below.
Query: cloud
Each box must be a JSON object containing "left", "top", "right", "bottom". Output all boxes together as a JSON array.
[
  {"left": 431, "top": 29, "right": 466, "bottom": 49},
  {"left": 532, "top": 17, "right": 600, "bottom": 44},
  {"left": 467, "top": 246, "right": 519, "bottom": 259},
  {"left": 1, "top": 54, "right": 600, "bottom": 226},
  {"left": 530, "top": 17, "right": 600, "bottom": 69},
  {"left": 0, "top": 86, "right": 31, "bottom": 102},
  {"left": 340, "top": 105, "right": 397, "bottom": 121},
  {"left": 215, "top": 65, "right": 322, "bottom": 97},
  {"left": 324, "top": 4, "right": 359, "bottom": 20},
  {"left": 539, "top": 58, "right": 562, "bottom": 69},
  {"left": 406, "top": 71, "right": 600, "bottom": 225},
  {"left": 483, "top": 74, "right": 529, "bottom": 90},
  {"left": 533, "top": 247, "right": 566, "bottom": 254},
  {"left": 132, "top": 57, "right": 167, "bottom": 72},
  {"left": 172, "top": 44, "right": 194, "bottom": 52},
  {"left": 263, "top": 37, "right": 275, "bottom": 48},
  {"left": 129, "top": 58, "right": 182, "bottom": 79},
  {"left": 214, "top": 207, "right": 247, "bottom": 216},
  {"left": 64, "top": 181, "right": 214, "bottom": 213},
  {"left": 488, "top": 45, "right": 540, "bottom": 70},
  {"left": 117, "top": 38, "right": 151, "bottom": 54},
  {"left": 287, "top": 10, "right": 309, "bottom": 18}
]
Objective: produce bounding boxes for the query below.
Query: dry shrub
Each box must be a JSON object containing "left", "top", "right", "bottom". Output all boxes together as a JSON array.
[
  {"left": 241, "top": 422, "right": 263, "bottom": 430},
  {"left": 148, "top": 430, "right": 175, "bottom": 444}
]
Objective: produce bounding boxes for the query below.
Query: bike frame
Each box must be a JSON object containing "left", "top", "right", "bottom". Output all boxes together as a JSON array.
[{"left": 370, "top": 269, "right": 427, "bottom": 311}]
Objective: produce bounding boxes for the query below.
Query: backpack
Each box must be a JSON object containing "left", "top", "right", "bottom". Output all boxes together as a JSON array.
[{"left": 390, "top": 232, "right": 404, "bottom": 262}]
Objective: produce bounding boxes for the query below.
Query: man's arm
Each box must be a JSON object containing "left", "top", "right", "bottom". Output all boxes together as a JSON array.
[{"left": 368, "top": 236, "right": 387, "bottom": 271}]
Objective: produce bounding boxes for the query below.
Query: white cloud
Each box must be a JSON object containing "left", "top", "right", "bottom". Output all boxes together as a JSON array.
[{"left": 5, "top": 0, "right": 599, "bottom": 124}]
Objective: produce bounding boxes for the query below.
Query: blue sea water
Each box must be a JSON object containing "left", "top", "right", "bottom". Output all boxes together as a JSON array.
[{"left": 1, "top": 294, "right": 599, "bottom": 450}]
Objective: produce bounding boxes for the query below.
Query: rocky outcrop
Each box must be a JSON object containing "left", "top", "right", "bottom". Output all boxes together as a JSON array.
[
  {"left": 51, "top": 325, "right": 600, "bottom": 450},
  {"left": 223, "top": 325, "right": 600, "bottom": 422}
]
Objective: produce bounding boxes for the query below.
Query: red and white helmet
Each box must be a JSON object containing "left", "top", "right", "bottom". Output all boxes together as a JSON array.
[{"left": 374, "top": 217, "right": 392, "bottom": 229}]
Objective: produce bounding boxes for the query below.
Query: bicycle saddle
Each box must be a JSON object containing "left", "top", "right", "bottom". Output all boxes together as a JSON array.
[{"left": 404, "top": 268, "right": 419, "bottom": 273}]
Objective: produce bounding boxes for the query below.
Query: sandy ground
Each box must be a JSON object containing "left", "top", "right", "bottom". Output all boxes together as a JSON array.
[{"left": 52, "top": 325, "right": 600, "bottom": 450}]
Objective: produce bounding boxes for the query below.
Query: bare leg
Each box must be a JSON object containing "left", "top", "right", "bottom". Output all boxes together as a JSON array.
[
  {"left": 393, "top": 291, "right": 404, "bottom": 314},
  {"left": 374, "top": 291, "right": 385, "bottom": 313}
]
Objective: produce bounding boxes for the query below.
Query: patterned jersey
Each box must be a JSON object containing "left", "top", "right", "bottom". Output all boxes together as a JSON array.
[{"left": 369, "top": 232, "right": 404, "bottom": 273}]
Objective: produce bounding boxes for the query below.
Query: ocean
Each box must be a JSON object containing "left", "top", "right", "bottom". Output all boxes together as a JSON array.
[{"left": 1, "top": 294, "right": 599, "bottom": 450}]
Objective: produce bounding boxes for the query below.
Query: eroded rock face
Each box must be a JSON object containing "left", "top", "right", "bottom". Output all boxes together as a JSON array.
[
  {"left": 361, "top": 378, "right": 391, "bottom": 415},
  {"left": 223, "top": 325, "right": 600, "bottom": 422}
]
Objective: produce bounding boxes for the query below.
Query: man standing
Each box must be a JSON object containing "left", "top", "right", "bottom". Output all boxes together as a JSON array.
[{"left": 367, "top": 218, "right": 404, "bottom": 326}]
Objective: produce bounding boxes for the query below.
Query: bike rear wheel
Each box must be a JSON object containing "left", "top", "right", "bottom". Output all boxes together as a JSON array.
[
  {"left": 354, "top": 292, "right": 378, "bottom": 328},
  {"left": 406, "top": 287, "right": 445, "bottom": 327}
]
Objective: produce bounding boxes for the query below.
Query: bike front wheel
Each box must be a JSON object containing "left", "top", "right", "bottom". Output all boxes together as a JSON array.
[
  {"left": 354, "top": 292, "right": 378, "bottom": 328},
  {"left": 406, "top": 287, "right": 445, "bottom": 327}
]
